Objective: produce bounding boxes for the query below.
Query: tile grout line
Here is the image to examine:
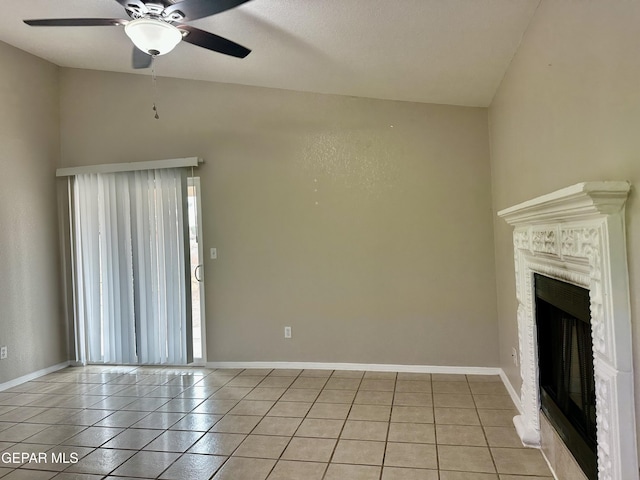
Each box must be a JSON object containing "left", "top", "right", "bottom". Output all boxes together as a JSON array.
[
  {"left": 377, "top": 372, "right": 397, "bottom": 480},
  {"left": 256, "top": 367, "right": 306, "bottom": 480},
  {"left": 320, "top": 370, "right": 363, "bottom": 480},
  {"left": 431, "top": 374, "right": 439, "bottom": 477}
]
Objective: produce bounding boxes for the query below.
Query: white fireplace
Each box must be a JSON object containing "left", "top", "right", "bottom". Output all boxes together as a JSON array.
[{"left": 498, "top": 182, "right": 637, "bottom": 480}]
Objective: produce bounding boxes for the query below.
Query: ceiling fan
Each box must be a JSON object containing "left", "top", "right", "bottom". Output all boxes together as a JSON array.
[{"left": 24, "top": 0, "right": 252, "bottom": 69}]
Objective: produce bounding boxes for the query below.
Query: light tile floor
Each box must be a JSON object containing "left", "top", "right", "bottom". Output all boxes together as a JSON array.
[{"left": 0, "top": 366, "right": 554, "bottom": 479}]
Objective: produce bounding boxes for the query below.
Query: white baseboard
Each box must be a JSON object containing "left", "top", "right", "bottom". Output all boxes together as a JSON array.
[
  {"left": 499, "top": 369, "right": 524, "bottom": 415},
  {"left": 0, "top": 361, "right": 71, "bottom": 392},
  {"left": 206, "top": 361, "right": 503, "bottom": 376}
]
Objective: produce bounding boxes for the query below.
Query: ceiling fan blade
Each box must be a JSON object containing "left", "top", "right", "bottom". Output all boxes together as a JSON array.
[
  {"left": 164, "top": 0, "right": 252, "bottom": 21},
  {"left": 24, "top": 18, "right": 127, "bottom": 27},
  {"left": 177, "top": 25, "right": 250, "bottom": 58},
  {"left": 132, "top": 47, "right": 153, "bottom": 69}
]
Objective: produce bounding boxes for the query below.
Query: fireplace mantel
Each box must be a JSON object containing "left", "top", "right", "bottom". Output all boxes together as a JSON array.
[
  {"left": 498, "top": 181, "right": 637, "bottom": 480},
  {"left": 498, "top": 181, "right": 631, "bottom": 225}
]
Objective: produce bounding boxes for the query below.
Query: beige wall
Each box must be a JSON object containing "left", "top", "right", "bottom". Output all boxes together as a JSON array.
[
  {"left": 59, "top": 68, "right": 498, "bottom": 366},
  {"left": 0, "top": 41, "right": 66, "bottom": 384},
  {"left": 489, "top": 0, "right": 640, "bottom": 456}
]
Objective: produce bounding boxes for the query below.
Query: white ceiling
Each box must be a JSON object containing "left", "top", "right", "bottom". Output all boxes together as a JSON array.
[{"left": 0, "top": 0, "right": 540, "bottom": 107}]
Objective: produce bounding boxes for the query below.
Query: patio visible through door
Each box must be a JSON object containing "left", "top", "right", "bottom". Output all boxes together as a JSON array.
[{"left": 188, "top": 177, "right": 206, "bottom": 363}]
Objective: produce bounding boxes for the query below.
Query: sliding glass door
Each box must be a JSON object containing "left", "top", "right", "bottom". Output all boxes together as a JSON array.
[{"left": 72, "top": 168, "right": 193, "bottom": 365}]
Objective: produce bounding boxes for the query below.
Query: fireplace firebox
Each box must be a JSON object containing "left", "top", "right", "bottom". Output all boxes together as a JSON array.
[{"left": 535, "top": 273, "right": 596, "bottom": 480}]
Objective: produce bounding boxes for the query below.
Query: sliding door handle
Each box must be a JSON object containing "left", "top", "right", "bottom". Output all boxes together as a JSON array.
[{"left": 194, "top": 264, "right": 203, "bottom": 282}]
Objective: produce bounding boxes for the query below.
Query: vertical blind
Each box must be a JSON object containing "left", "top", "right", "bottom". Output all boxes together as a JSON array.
[{"left": 73, "top": 168, "right": 191, "bottom": 364}]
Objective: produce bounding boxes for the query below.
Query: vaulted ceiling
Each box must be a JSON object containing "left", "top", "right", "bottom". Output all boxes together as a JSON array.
[{"left": 0, "top": 0, "right": 540, "bottom": 106}]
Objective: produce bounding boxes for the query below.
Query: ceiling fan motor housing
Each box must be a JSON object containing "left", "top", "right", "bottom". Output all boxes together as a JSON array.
[{"left": 125, "top": 2, "right": 185, "bottom": 22}]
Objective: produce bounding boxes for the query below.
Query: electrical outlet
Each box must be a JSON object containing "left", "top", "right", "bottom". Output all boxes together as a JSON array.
[
  {"left": 284, "top": 326, "right": 292, "bottom": 339},
  {"left": 0, "top": 346, "right": 7, "bottom": 360},
  {"left": 511, "top": 347, "right": 518, "bottom": 366}
]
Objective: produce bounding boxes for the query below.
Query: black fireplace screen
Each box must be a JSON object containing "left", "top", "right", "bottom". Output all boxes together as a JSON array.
[{"left": 534, "top": 273, "right": 597, "bottom": 480}]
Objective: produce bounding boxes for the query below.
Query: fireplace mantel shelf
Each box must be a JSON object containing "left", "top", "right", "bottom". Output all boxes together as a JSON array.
[
  {"left": 498, "top": 181, "right": 637, "bottom": 480},
  {"left": 498, "top": 181, "right": 631, "bottom": 226}
]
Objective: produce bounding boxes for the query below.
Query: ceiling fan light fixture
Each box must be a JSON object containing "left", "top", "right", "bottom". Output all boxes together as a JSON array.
[{"left": 124, "top": 18, "right": 182, "bottom": 56}]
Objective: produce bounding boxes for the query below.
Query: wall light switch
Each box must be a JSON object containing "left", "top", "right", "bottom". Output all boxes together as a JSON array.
[
  {"left": 284, "top": 326, "right": 292, "bottom": 339},
  {"left": 210, "top": 248, "right": 217, "bottom": 260},
  {"left": 0, "top": 346, "right": 7, "bottom": 360}
]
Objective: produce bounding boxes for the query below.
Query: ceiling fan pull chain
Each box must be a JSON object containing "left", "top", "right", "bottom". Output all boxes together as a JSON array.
[{"left": 151, "top": 60, "right": 160, "bottom": 119}]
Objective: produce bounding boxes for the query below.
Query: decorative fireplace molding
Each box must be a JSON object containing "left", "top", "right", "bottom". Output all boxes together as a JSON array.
[{"left": 498, "top": 182, "right": 637, "bottom": 480}]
